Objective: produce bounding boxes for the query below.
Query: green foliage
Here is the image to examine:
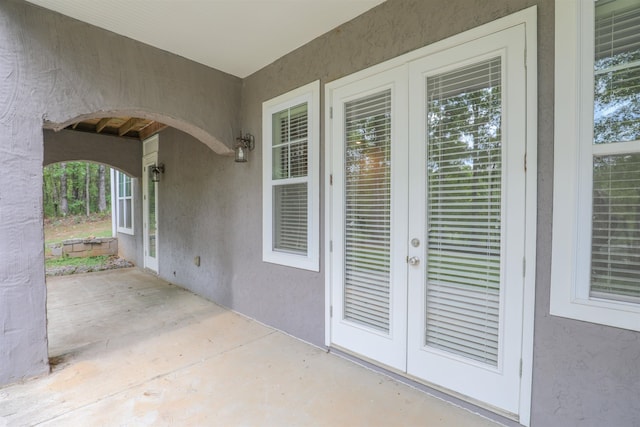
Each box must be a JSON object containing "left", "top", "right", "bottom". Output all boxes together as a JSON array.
[{"left": 43, "top": 162, "right": 112, "bottom": 218}]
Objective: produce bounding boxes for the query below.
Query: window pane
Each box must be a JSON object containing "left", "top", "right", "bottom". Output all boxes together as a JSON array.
[
  {"left": 125, "top": 198, "right": 132, "bottom": 229},
  {"left": 118, "top": 172, "right": 125, "bottom": 196},
  {"left": 272, "top": 103, "right": 308, "bottom": 180},
  {"left": 124, "top": 175, "right": 131, "bottom": 197},
  {"left": 425, "top": 57, "right": 502, "bottom": 366},
  {"left": 593, "top": 0, "right": 640, "bottom": 144},
  {"left": 118, "top": 199, "right": 125, "bottom": 228},
  {"left": 273, "top": 183, "right": 308, "bottom": 254},
  {"left": 591, "top": 153, "right": 640, "bottom": 302}
]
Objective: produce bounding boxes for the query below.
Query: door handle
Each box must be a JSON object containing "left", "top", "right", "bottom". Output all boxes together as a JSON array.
[{"left": 408, "top": 256, "right": 420, "bottom": 266}]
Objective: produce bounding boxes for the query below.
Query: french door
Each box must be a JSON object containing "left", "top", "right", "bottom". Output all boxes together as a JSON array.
[{"left": 329, "top": 25, "right": 528, "bottom": 415}]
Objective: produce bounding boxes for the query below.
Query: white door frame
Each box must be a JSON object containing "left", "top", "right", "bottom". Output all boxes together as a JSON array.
[{"left": 324, "top": 7, "right": 537, "bottom": 425}]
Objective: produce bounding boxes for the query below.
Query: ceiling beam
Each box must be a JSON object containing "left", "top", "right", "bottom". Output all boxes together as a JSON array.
[
  {"left": 71, "top": 122, "right": 80, "bottom": 130},
  {"left": 138, "top": 121, "right": 168, "bottom": 140},
  {"left": 118, "top": 118, "right": 139, "bottom": 137},
  {"left": 96, "top": 118, "right": 112, "bottom": 133}
]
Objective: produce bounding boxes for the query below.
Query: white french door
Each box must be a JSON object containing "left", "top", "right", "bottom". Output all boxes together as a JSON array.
[
  {"left": 329, "top": 67, "right": 409, "bottom": 370},
  {"left": 143, "top": 152, "right": 159, "bottom": 272},
  {"left": 329, "top": 25, "right": 528, "bottom": 416}
]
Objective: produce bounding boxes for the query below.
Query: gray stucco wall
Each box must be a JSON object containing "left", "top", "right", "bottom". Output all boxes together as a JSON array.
[
  {"left": 0, "top": 0, "right": 240, "bottom": 385},
  {"left": 116, "top": 178, "right": 143, "bottom": 268}
]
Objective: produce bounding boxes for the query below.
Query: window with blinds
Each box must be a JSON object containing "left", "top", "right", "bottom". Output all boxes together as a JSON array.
[
  {"left": 116, "top": 171, "right": 133, "bottom": 234},
  {"left": 425, "top": 57, "right": 502, "bottom": 366},
  {"left": 272, "top": 103, "right": 309, "bottom": 255},
  {"left": 590, "top": 0, "right": 640, "bottom": 303},
  {"left": 343, "top": 90, "right": 392, "bottom": 333},
  {"left": 262, "top": 81, "right": 319, "bottom": 271}
]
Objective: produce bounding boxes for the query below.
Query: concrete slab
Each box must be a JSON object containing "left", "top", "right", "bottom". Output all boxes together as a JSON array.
[{"left": 0, "top": 268, "right": 502, "bottom": 426}]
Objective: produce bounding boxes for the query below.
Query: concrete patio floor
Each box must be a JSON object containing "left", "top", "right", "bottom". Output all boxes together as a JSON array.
[{"left": 1, "top": 268, "right": 502, "bottom": 426}]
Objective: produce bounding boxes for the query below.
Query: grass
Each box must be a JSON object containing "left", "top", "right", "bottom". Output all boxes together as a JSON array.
[{"left": 45, "top": 255, "right": 110, "bottom": 269}]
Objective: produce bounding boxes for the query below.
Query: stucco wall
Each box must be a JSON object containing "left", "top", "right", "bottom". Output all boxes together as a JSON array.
[
  {"left": 44, "top": 129, "right": 142, "bottom": 177},
  {"left": 0, "top": 0, "right": 240, "bottom": 386},
  {"left": 116, "top": 179, "right": 143, "bottom": 268},
  {"left": 155, "top": 127, "right": 233, "bottom": 301},
  {"left": 1, "top": 0, "right": 638, "bottom": 425}
]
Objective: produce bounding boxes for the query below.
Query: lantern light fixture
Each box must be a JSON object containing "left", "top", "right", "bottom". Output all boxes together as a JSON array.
[
  {"left": 150, "top": 163, "right": 165, "bottom": 182},
  {"left": 235, "top": 133, "right": 255, "bottom": 163}
]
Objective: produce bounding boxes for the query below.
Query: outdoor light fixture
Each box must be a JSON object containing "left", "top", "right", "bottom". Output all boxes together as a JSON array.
[
  {"left": 235, "top": 133, "right": 255, "bottom": 163},
  {"left": 150, "top": 163, "right": 165, "bottom": 182}
]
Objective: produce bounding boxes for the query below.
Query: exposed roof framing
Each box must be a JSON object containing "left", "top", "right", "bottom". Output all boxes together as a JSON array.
[{"left": 65, "top": 117, "right": 167, "bottom": 141}]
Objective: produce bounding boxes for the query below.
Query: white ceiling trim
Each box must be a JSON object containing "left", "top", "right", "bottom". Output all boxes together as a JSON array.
[{"left": 25, "top": 0, "right": 386, "bottom": 78}]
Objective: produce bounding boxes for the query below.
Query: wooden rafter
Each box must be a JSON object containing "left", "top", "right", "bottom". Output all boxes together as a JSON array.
[
  {"left": 96, "top": 118, "right": 112, "bottom": 133},
  {"left": 118, "top": 118, "right": 139, "bottom": 137},
  {"left": 138, "top": 121, "right": 168, "bottom": 140},
  {"left": 65, "top": 116, "right": 166, "bottom": 140}
]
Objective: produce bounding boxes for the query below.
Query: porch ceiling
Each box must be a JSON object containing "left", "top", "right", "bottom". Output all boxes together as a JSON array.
[{"left": 24, "top": 0, "right": 387, "bottom": 78}]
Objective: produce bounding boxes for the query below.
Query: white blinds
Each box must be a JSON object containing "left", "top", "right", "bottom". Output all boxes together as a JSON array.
[
  {"left": 274, "top": 183, "right": 308, "bottom": 253},
  {"left": 271, "top": 103, "right": 309, "bottom": 254},
  {"left": 593, "top": 0, "right": 640, "bottom": 144},
  {"left": 425, "top": 57, "right": 502, "bottom": 366},
  {"left": 591, "top": 155, "right": 640, "bottom": 302},
  {"left": 590, "top": 0, "right": 640, "bottom": 302},
  {"left": 343, "top": 90, "right": 392, "bottom": 333}
]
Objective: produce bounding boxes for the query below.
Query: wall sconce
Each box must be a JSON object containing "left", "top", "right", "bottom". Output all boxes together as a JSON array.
[
  {"left": 150, "top": 163, "right": 165, "bottom": 182},
  {"left": 235, "top": 133, "right": 255, "bottom": 163}
]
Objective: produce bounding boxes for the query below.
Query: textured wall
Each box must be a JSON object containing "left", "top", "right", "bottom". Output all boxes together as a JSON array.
[
  {"left": 0, "top": 0, "right": 240, "bottom": 386},
  {"left": 239, "top": 0, "right": 639, "bottom": 426},
  {"left": 156, "top": 127, "right": 234, "bottom": 302},
  {"left": 44, "top": 129, "right": 142, "bottom": 177},
  {"left": 1, "top": 0, "right": 638, "bottom": 425}
]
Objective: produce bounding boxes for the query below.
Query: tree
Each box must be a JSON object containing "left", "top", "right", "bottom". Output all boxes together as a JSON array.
[
  {"left": 98, "top": 164, "right": 106, "bottom": 213},
  {"left": 60, "top": 162, "right": 68, "bottom": 216},
  {"left": 42, "top": 161, "right": 112, "bottom": 219},
  {"left": 85, "top": 163, "right": 90, "bottom": 216}
]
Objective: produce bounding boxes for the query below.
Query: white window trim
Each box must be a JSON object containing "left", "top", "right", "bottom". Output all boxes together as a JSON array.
[
  {"left": 115, "top": 170, "right": 134, "bottom": 235},
  {"left": 551, "top": 0, "right": 640, "bottom": 332},
  {"left": 262, "top": 80, "right": 320, "bottom": 271}
]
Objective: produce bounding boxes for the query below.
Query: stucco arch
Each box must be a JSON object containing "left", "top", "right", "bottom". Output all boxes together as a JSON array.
[
  {"left": 44, "top": 128, "right": 142, "bottom": 177},
  {"left": 45, "top": 110, "right": 236, "bottom": 158}
]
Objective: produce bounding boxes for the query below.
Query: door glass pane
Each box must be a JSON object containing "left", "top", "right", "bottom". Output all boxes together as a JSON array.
[
  {"left": 343, "top": 89, "right": 392, "bottom": 333},
  {"left": 147, "top": 166, "right": 157, "bottom": 259},
  {"left": 425, "top": 57, "right": 502, "bottom": 366}
]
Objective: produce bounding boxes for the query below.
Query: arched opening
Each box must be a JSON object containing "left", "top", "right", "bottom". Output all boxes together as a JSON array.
[{"left": 41, "top": 110, "right": 230, "bottom": 372}]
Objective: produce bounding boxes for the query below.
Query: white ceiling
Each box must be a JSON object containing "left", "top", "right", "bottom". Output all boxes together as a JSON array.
[{"left": 25, "top": 0, "right": 386, "bottom": 78}]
